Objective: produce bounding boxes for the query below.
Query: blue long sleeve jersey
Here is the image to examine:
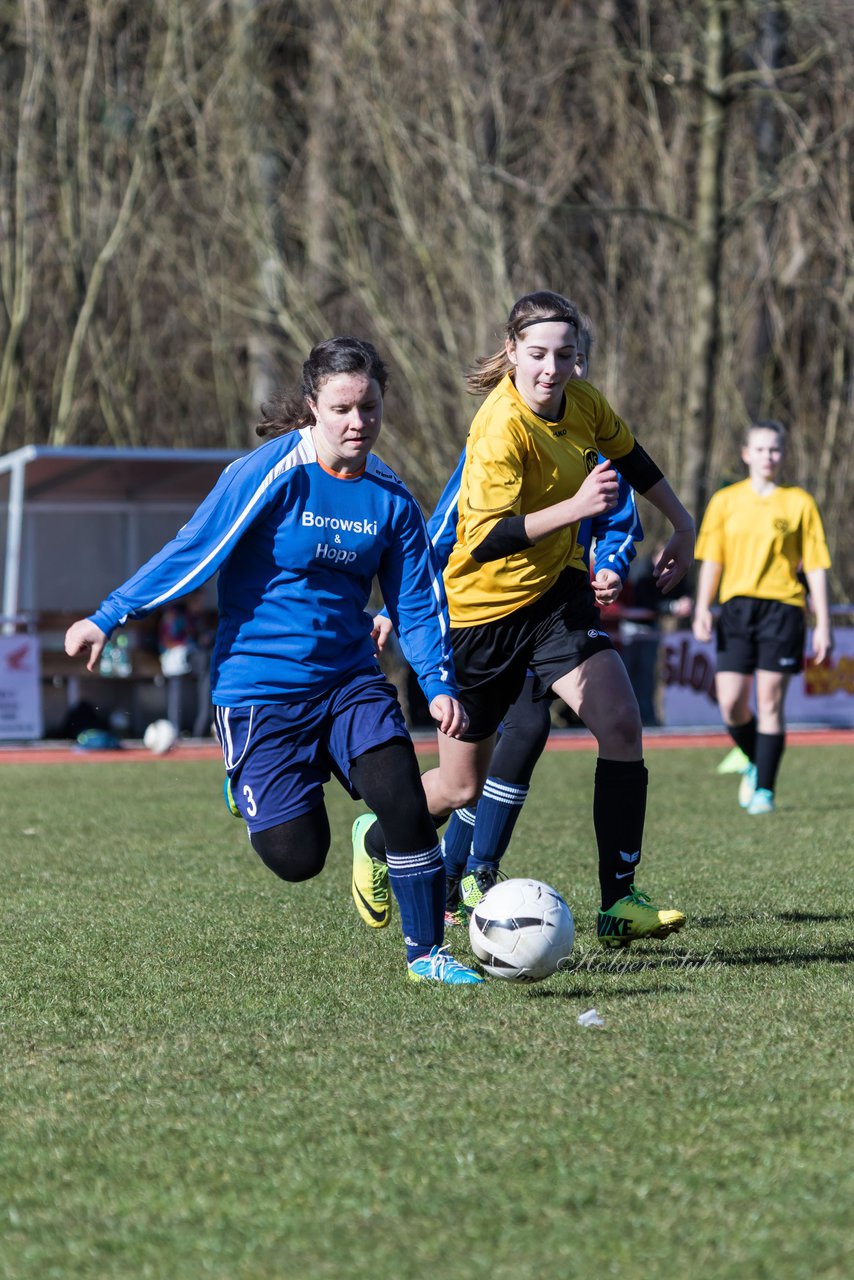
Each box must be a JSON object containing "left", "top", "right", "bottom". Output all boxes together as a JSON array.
[
  {"left": 88, "top": 429, "right": 457, "bottom": 708},
  {"left": 425, "top": 445, "right": 643, "bottom": 586}
]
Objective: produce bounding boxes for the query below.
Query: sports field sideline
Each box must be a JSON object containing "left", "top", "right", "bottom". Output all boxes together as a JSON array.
[{"left": 0, "top": 724, "right": 849, "bottom": 765}]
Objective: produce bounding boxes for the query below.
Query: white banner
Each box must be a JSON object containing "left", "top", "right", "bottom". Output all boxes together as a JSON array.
[
  {"left": 661, "top": 628, "right": 854, "bottom": 727},
  {"left": 0, "top": 634, "right": 43, "bottom": 739}
]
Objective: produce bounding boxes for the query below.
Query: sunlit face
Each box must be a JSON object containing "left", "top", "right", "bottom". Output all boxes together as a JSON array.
[
  {"left": 742, "top": 427, "right": 784, "bottom": 484},
  {"left": 308, "top": 372, "right": 383, "bottom": 474},
  {"left": 506, "top": 320, "right": 578, "bottom": 419}
]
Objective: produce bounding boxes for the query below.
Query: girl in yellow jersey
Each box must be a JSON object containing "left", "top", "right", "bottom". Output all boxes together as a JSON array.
[
  {"left": 358, "top": 291, "right": 695, "bottom": 948},
  {"left": 693, "top": 421, "right": 832, "bottom": 815}
]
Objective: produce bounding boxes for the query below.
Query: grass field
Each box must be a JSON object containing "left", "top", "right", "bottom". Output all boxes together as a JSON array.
[{"left": 2, "top": 744, "right": 852, "bottom": 1279}]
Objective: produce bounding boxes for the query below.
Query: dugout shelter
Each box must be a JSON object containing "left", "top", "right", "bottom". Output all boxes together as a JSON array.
[{"left": 0, "top": 444, "right": 244, "bottom": 739}]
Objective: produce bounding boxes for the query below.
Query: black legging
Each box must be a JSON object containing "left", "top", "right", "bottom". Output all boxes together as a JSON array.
[
  {"left": 250, "top": 738, "right": 435, "bottom": 882},
  {"left": 490, "top": 676, "right": 553, "bottom": 785}
]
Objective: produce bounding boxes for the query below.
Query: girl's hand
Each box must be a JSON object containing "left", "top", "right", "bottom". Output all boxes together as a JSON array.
[
  {"left": 692, "top": 606, "right": 714, "bottom": 644},
  {"left": 429, "top": 695, "right": 470, "bottom": 739},
  {"left": 573, "top": 460, "right": 620, "bottom": 520},
  {"left": 64, "top": 619, "right": 108, "bottom": 672},
  {"left": 371, "top": 613, "right": 394, "bottom": 655},
  {"left": 811, "top": 622, "right": 833, "bottom": 666},
  {"left": 654, "top": 529, "right": 694, "bottom": 594},
  {"left": 592, "top": 568, "right": 623, "bottom": 607}
]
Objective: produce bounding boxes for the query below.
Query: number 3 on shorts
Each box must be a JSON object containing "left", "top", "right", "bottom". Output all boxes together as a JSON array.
[{"left": 242, "top": 784, "right": 257, "bottom": 817}]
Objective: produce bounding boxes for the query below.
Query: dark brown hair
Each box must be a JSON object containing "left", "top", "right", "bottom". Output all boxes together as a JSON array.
[{"left": 256, "top": 337, "right": 390, "bottom": 438}]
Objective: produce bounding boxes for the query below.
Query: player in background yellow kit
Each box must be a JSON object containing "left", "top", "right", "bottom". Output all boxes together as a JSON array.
[{"left": 692, "top": 421, "right": 833, "bottom": 814}]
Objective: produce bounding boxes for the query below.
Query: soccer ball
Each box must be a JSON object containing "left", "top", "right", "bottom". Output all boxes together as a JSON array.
[
  {"left": 143, "top": 718, "right": 178, "bottom": 756},
  {"left": 468, "top": 878, "right": 574, "bottom": 982}
]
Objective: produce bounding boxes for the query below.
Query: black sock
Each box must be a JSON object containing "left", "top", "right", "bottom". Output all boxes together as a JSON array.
[
  {"left": 727, "top": 716, "right": 757, "bottom": 763},
  {"left": 365, "top": 820, "right": 388, "bottom": 863},
  {"left": 594, "top": 757, "right": 648, "bottom": 910},
  {"left": 755, "top": 732, "right": 785, "bottom": 792},
  {"left": 366, "top": 813, "right": 445, "bottom": 862}
]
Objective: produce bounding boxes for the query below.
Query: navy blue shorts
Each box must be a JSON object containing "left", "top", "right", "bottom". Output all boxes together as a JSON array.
[
  {"left": 716, "top": 597, "right": 805, "bottom": 675},
  {"left": 214, "top": 669, "right": 410, "bottom": 832}
]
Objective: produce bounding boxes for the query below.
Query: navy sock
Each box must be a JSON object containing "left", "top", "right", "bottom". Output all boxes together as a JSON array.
[
  {"left": 387, "top": 845, "right": 445, "bottom": 962},
  {"left": 466, "top": 776, "right": 529, "bottom": 873},
  {"left": 442, "top": 808, "right": 475, "bottom": 878}
]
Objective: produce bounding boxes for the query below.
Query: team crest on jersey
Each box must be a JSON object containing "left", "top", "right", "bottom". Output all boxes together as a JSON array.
[
  {"left": 583, "top": 449, "right": 599, "bottom": 474},
  {"left": 774, "top": 518, "right": 790, "bottom": 534}
]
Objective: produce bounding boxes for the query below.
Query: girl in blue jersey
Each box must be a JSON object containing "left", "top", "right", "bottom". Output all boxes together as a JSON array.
[{"left": 64, "top": 337, "right": 482, "bottom": 985}]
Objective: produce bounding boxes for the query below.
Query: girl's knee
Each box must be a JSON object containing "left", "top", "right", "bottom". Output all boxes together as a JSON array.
[
  {"left": 594, "top": 698, "right": 642, "bottom": 754},
  {"left": 250, "top": 813, "right": 329, "bottom": 882},
  {"left": 441, "top": 777, "right": 483, "bottom": 810}
]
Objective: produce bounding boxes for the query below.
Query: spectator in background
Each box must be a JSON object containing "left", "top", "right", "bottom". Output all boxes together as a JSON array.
[
  {"left": 619, "top": 545, "right": 693, "bottom": 726},
  {"left": 157, "top": 596, "right": 198, "bottom": 730}
]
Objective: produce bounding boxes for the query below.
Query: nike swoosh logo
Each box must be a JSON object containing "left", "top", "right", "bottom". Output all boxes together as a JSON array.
[
  {"left": 353, "top": 883, "right": 387, "bottom": 922},
  {"left": 615, "top": 871, "right": 636, "bottom": 879}
]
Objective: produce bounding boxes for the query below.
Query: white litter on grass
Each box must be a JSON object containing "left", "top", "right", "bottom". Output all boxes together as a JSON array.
[{"left": 577, "top": 1008, "right": 605, "bottom": 1028}]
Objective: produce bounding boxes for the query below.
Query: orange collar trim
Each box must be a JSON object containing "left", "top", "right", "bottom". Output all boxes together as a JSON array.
[{"left": 316, "top": 457, "right": 366, "bottom": 480}]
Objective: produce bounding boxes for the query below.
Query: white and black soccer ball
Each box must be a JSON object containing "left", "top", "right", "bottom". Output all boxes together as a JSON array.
[
  {"left": 143, "top": 718, "right": 178, "bottom": 756},
  {"left": 469, "top": 878, "right": 574, "bottom": 982}
]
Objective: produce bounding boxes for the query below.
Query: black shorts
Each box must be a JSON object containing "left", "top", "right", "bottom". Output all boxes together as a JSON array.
[
  {"left": 716, "top": 597, "right": 805, "bottom": 675},
  {"left": 450, "top": 568, "right": 614, "bottom": 740}
]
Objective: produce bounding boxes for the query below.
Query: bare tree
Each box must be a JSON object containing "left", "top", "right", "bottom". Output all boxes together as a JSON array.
[
  {"left": 0, "top": 0, "right": 851, "bottom": 586},
  {"left": 0, "top": 0, "right": 46, "bottom": 448}
]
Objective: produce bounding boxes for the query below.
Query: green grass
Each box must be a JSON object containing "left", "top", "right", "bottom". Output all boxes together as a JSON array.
[{"left": 2, "top": 745, "right": 852, "bottom": 1279}]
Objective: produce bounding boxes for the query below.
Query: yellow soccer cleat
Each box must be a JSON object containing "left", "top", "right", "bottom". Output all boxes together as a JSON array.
[
  {"left": 716, "top": 745, "right": 751, "bottom": 775},
  {"left": 223, "top": 776, "right": 241, "bottom": 817},
  {"left": 351, "top": 812, "right": 391, "bottom": 928},
  {"left": 597, "top": 886, "right": 686, "bottom": 949}
]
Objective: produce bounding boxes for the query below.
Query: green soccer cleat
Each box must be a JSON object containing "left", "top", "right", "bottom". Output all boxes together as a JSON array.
[
  {"left": 223, "top": 776, "right": 241, "bottom": 817},
  {"left": 717, "top": 745, "right": 751, "bottom": 775},
  {"left": 407, "top": 946, "right": 484, "bottom": 985},
  {"left": 460, "top": 866, "right": 505, "bottom": 916},
  {"left": 747, "top": 787, "right": 775, "bottom": 815},
  {"left": 597, "top": 886, "right": 686, "bottom": 949},
  {"left": 738, "top": 763, "right": 758, "bottom": 809},
  {"left": 351, "top": 812, "right": 391, "bottom": 928}
]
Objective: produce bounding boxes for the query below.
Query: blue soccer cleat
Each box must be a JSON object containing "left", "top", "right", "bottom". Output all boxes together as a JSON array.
[
  {"left": 738, "top": 763, "right": 758, "bottom": 809},
  {"left": 747, "top": 787, "right": 775, "bottom": 815},
  {"left": 407, "top": 946, "right": 484, "bottom": 985}
]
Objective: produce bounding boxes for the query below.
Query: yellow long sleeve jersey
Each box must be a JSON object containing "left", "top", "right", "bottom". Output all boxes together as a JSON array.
[
  {"left": 444, "top": 374, "right": 636, "bottom": 626},
  {"left": 695, "top": 479, "right": 830, "bottom": 608}
]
